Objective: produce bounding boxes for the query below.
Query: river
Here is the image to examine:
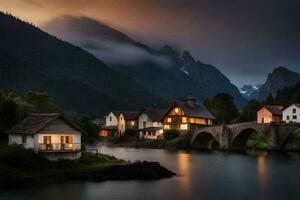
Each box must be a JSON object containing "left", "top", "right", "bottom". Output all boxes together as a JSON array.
[{"left": 1, "top": 145, "right": 300, "bottom": 200}]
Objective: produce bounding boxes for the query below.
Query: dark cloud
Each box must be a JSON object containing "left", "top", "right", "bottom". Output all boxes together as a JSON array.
[{"left": 1, "top": 0, "right": 300, "bottom": 86}]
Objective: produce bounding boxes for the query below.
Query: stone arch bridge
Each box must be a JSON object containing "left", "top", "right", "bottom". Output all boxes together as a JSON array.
[{"left": 190, "top": 121, "right": 300, "bottom": 150}]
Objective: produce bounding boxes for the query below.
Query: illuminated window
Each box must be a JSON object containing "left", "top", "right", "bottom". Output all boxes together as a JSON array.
[
  {"left": 182, "top": 117, "right": 187, "bottom": 123},
  {"left": 190, "top": 118, "right": 195, "bottom": 123},
  {"left": 196, "top": 118, "right": 205, "bottom": 124},
  {"left": 175, "top": 108, "right": 179, "bottom": 114},
  {"left": 164, "top": 125, "right": 171, "bottom": 130},
  {"left": 100, "top": 130, "right": 108, "bottom": 137},
  {"left": 131, "top": 121, "right": 135, "bottom": 126},
  {"left": 167, "top": 118, "right": 172, "bottom": 123},
  {"left": 180, "top": 124, "right": 188, "bottom": 130},
  {"left": 61, "top": 136, "right": 73, "bottom": 144}
]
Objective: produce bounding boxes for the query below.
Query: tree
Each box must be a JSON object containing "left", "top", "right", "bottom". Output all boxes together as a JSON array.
[
  {"left": 204, "top": 93, "right": 239, "bottom": 124},
  {"left": 0, "top": 92, "right": 18, "bottom": 130},
  {"left": 239, "top": 99, "right": 261, "bottom": 122},
  {"left": 74, "top": 116, "right": 99, "bottom": 144},
  {"left": 22, "top": 91, "right": 59, "bottom": 113},
  {"left": 264, "top": 94, "right": 275, "bottom": 105},
  {"left": 0, "top": 90, "right": 61, "bottom": 142}
]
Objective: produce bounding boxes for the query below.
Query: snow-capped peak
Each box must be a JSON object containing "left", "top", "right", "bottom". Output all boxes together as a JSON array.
[{"left": 180, "top": 66, "right": 190, "bottom": 75}]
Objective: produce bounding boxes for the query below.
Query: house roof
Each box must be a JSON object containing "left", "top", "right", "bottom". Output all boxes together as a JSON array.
[
  {"left": 161, "top": 100, "right": 215, "bottom": 120},
  {"left": 119, "top": 111, "right": 140, "bottom": 120},
  {"left": 104, "top": 111, "right": 122, "bottom": 118},
  {"left": 138, "top": 107, "right": 167, "bottom": 122},
  {"left": 7, "top": 113, "right": 86, "bottom": 135},
  {"left": 257, "top": 105, "right": 283, "bottom": 116},
  {"left": 293, "top": 104, "right": 300, "bottom": 109},
  {"left": 93, "top": 118, "right": 105, "bottom": 125}
]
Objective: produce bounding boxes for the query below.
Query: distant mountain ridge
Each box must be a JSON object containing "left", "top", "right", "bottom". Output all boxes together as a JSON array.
[
  {"left": 42, "top": 15, "right": 246, "bottom": 107},
  {"left": 258, "top": 67, "right": 300, "bottom": 100},
  {"left": 239, "top": 84, "right": 262, "bottom": 100},
  {"left": 0, "top": 12, "right": 163, "bottom": 116}
]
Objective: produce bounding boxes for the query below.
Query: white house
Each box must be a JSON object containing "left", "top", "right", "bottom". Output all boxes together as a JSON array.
[
  {"left": 8, "top": 113, "right": 84, "bottom": 161},
  {"left": 98, "top": 111, "right": 120, "bottom": 137},
  {"left": 138, "top": 107, "right": 166, "bottom": 139},
  {"left": 105, "top": 111, "right": 119, "bottom": 127},
  {"left": 282, "top": 104, "right": 300, "bottom": 123}
]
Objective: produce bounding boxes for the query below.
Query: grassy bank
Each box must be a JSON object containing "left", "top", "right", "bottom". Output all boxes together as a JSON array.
[{"left": 0, "top": 145, "right": 175, "bottom": 185}]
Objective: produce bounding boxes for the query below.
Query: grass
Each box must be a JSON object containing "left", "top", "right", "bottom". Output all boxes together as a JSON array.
[
  {"left": 246, "top": 134, "right": 268, "bottom": 150},
  {"left": 284, "top": 129, "right": 300, "bottom": 150},
  {"left": 0, "top": 145, "right": 125, "bottom": 182}
]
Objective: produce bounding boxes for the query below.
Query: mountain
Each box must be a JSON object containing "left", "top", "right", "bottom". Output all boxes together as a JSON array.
[
  {"left": 42, "top": 16, "right": 246, "bottom": 107},
  {"left": 239, "top": 84, "right": 262, "bottom": 100},
  {"left": 0, "top": 12, "right": 163, "bottom": 116},
  {"left": 258, "top": 67, "right": 300, "bottom": 100},
  {"left": 275, "top": 83, "right": 300, "bottom": 106}
]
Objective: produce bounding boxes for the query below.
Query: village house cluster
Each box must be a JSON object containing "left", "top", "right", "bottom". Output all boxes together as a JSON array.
[
  {"left": 257, "top": 103, "right": 300, "bottom": 123},
  {"left": 97, "top": 95, "right": 215, "bottom": 140},
  {"left": 7, "top": 95, "right": 300, "bottom": 161},
  {"left": 6, "top": 96, "right": 215, "bottom": 160}
]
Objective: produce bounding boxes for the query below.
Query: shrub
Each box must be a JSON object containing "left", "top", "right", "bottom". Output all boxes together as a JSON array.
[
  {"left": 163, "top": 129, "right": 180, "bottom": 140},
  {"left": 0, "top": 145, "right": 50, "bottom": 170}
]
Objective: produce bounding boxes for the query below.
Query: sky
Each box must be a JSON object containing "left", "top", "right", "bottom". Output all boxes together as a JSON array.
[{"left": 1, "top": 0, "right": 300, "bottom": 87}]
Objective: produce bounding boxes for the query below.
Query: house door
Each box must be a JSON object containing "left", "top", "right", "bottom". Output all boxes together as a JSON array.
[
  {"left": 61, "top": 136, "right": 73, "bottom": 150},
  {"left": 43, "top": 136, "right": 51, "bottom": 150}
]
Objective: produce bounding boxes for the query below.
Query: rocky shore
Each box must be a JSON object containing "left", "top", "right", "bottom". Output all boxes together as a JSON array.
[{"left": 78, "top": 161, "right": 176, "bottom": 181}]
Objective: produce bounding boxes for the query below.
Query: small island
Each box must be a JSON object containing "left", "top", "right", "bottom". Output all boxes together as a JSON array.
[{"left": 0, "top": 145, "right": 175, "bottom": 186}]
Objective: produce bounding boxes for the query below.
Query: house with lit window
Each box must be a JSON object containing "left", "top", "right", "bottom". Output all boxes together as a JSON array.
[
  {"left": 256, "top": 105, "right": 283, "bottom": 124},
  {"left": 7, "top": 113, "right": 84, "bottom": 160},
  {"left": 98, "top": 111, "right": 120, "bottom": 137},
  {"left": 137, "top": 107, "right": 166, "bottom": 139},
  {"left": 117, "top": 111, "right": 139, "bottom": 136},
  {"left": 160, "top": 96, "right": 215, "bottom": 133},
  {"left": 282, "top": 104, "right": 300, "bottom": 123}
]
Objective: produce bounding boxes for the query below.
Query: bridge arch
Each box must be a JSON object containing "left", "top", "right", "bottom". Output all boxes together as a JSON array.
[
  {"left": 192, "top": 131, "right": 220, "bottom": 150},
  {"left": 231, "top": 128, "right": 267, "bottom": 150},
  {"left": 280, "top": 127, "right": 300, "bottom": 149}
]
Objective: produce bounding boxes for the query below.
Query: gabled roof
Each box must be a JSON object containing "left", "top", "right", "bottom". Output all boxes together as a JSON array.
[
  {"left": 7, "top": 113, "right": 86, "bottom": 135},
  {"left": 119, "top": 111, "right": 140, "bottom": 121},
  {"left": 161, "top": 100, "right": 215, "bottom": 120},
  {"left": 104, "top": 111, "right": 122, "bottom": 118},
  {"left": 138, "top": 107, "right": 167, "bottom": 122},
  {"left": 257, "top": 105, "right": 283, "bottom": 116},
  {"left": 293, "top": 103, "right": 300, "bottom": 109}
]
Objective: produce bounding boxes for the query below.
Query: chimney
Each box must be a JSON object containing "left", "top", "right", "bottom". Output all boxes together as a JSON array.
[{"left": 186, "top": 95, "right": 196, "bottom": 107}]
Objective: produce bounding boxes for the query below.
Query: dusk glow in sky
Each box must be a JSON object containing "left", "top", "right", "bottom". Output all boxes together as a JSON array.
[{"left": 1, "top": 0, "right": 300, "bottom": 86}]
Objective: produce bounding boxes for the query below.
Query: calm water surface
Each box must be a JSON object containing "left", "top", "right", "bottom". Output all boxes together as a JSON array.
[{"left": 1, "top": 145, "right": 300, "bottom": 200}]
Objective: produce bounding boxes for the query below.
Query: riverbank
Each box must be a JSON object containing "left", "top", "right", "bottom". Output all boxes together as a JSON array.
[
  {"left": 0, "top": 145, "right": 175, "bottom": 186},
  {"left": 105, "top": 133, "right": 192, "bottom": 150}
]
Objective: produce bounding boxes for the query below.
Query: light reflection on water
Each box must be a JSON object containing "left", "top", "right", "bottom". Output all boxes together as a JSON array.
[{"left": 1, "top": 146, "right": 300, "bottom": 200}]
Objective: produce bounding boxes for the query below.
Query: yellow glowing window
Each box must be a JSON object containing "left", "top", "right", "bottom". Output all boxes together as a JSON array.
[
  {"left": 175, "top": 108, "right": 179, "bottom": 114},
  {"left": 130, "top": 121, "right": 135, "bottom": 126},
  {"left": 61, "top": 136, "right": 73, "bottom": 144},
  {"left": 164, "top": 125, "right": 171, "bottom": 130},
  {"left": 167, "top": 118, "right": 172, "bottom": 123},
  {"left": 196, "top": 118, "right": 205, "bottom": 124},
  {"left": 180, "top": 124, "right": 188, "bottom": 130},
  {"left": 182, "top": 117, "right": 187, "bottom": 123},
  {"left": 190, "top": 118, "right": 195, "bottom": 123}
]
